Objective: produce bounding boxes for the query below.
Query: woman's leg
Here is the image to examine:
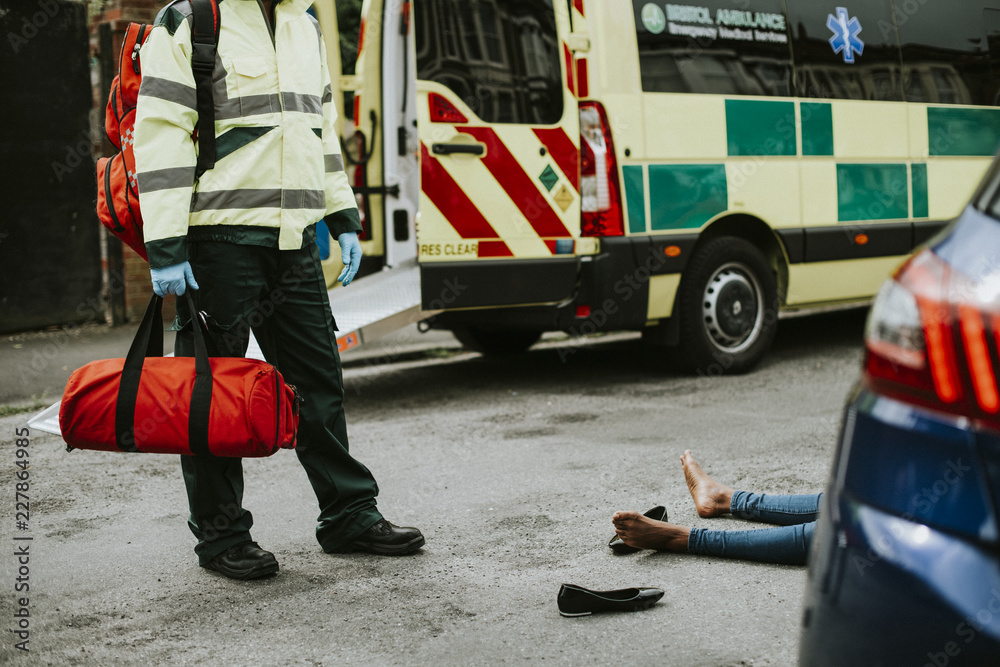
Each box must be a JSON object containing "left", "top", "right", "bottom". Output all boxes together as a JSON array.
[
  {"left": 688, "top": 522, "right": 817, "bottom": 565},
  {"left": 611, "top": 513, "right": 817, "bottom": 565},
  {"left": 611, "top": 512, "right": 690, "bottom": 552},
  {"left": 729, "top": 491, "right": 822, "bottom": 526},
  {"left": 681, "top": 450, "right": 821, "bottom": 526},
  {"left": 611, "top": 450, "right": 821, "bottom": 564},
  {"left": 680, "top": 450, "right": 735, "bottom": 518}
]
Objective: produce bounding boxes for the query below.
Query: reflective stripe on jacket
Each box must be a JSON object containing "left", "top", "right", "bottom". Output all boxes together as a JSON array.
[{"left": 134, "top": 0, "right": 359, "bottom": 268}]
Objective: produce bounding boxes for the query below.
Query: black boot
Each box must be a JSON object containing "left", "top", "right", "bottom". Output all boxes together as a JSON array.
[
  {"left": 203, "top": 541, "right": 279, "bottom": 580},
  {"left": 334, "top": 519, "right": 425, "bottom": 555}
]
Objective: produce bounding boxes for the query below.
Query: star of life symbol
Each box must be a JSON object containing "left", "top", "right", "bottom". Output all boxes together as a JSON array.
[{"left": 827, "top": 7, "right": 864, "bottom": 64}]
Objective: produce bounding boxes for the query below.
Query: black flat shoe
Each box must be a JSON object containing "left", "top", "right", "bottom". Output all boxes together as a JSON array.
[
  {"left": 557, "top": 584, "right": 665, "bottom": 617},
  {"left": 333, "top": 519, "right": 425, "bottom": 556},
  {"left": 608, "top": 505, "right": 668, "bottom": 554},
  {"left": 203, "top": 541, "right": 279, "bottom": 580}
]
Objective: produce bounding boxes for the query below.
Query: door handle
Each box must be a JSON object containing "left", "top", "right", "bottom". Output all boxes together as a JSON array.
[{"left": 432, "top": 143, "right": 485, "bottom": 156}]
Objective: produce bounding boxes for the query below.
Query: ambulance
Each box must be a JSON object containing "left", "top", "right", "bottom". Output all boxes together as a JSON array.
[
  {"left": 34, "top": 0, "right": 998, "bottom": 438},
  {"left": 313, "top": 0, "right": 1000, "bottom": 374}
]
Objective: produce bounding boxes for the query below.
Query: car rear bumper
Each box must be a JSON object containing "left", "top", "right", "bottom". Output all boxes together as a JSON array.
[{"left": 800, "top": 387, "right": 1000, "bottom": 665}]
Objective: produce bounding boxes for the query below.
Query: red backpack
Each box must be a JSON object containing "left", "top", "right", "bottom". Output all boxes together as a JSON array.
[{"left": 96, "top": 0, "right": 220, "bottom": 260}]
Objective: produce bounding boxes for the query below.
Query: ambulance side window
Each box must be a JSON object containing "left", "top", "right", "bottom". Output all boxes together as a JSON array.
[
  {"left": 633, "top": 0, "right": 792, "bottom": 97},
  {"left": 415, "top": 0, "right": 563, "bottom": 124},
  {"left": 897, "top": 3, "right": 1000, "bottom": 106},
  {"left": 785, "top": 1, "right": 903, "bottom": 101}
]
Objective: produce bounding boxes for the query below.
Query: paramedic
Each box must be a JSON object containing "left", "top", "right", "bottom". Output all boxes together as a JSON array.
[{"left": 133, "top": 0, "right": 424, "bottom": 579}]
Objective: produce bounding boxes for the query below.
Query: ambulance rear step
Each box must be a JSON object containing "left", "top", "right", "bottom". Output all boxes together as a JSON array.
[{"left": 28, "top": 260, "right": 438, "bottom": 437}]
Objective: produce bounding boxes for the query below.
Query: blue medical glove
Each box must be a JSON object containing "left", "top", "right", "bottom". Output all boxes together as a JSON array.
[
  {"left": 337, "top": 232, "right": 362, "bottom": 287},
  {"left": 150, "top": 260, "right": 199, "bottom": 297}
]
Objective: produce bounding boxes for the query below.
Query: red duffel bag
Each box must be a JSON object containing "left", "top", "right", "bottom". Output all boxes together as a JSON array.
[{"left": 60, "top": 293, "right": 299, "bottom": 457}]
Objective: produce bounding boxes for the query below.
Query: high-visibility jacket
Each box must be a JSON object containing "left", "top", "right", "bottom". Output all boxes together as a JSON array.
[{"left": 134, "top": 0, "right": 359, "bottom": 269}]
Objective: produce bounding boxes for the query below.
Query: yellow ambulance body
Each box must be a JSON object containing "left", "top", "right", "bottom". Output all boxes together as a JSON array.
[{"left": 318, "top": 0, "right": 1000, "bottom": 373}]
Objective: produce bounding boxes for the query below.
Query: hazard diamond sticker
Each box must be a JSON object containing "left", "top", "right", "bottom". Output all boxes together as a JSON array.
[
  {"left": 553, "top": 184, "right": 574, "bottom": 212},
  {"left": 539, "top": 165, "right": 559, "bottom": 192}
]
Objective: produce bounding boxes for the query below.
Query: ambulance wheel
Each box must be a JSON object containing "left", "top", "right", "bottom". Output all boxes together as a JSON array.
[
  {"left": 451, "top": 327, "right": 542, "bottom": 356},
  {"left": 674, "top": 237, "right": 778, "bottom": 375}
]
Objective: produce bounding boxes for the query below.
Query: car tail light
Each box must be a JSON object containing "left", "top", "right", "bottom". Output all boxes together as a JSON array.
[
  {"left": 579, "top": 101, "right": 623, "bottom": 237},
  {"left": 864, "top": 248, "right": 1000, "bottom": 427}
]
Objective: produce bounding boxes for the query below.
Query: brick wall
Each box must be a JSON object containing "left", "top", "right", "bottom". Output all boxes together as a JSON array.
[
  {"left": 90, "top": 0, "right": 173, "bottom": 323},
  {"left": 92, "top": 0, "right": 166, "bottom": 26}
]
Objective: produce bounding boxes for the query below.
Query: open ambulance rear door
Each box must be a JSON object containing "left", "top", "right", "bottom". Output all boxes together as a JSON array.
[
  {"left": 411, "top": 0, "right": 585, "bottom": 351},
  {"left": 344, "top": 0, "right": 421, "bottom": 272},
  {"left": 309, "top": 0, "right": 430, "bottom": 357}
]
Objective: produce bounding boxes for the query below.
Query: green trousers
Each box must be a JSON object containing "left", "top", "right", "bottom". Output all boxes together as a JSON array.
[{"left": 174, "top": 239, "right": 382, "bottom": 564}]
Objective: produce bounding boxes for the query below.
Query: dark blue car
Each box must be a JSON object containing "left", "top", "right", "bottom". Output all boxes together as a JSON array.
[{"left": 800, "top": 161, "right": 1000, "bottom": 665}]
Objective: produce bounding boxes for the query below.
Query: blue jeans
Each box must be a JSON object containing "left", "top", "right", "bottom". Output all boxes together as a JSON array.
[{"left": 687, "top": 491, "right": 821, "bottom": 565}]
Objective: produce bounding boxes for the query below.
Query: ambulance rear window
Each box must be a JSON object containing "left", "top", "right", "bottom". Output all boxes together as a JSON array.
[{"left": 415, "top": 0, "right": 564, "bottom": 124}]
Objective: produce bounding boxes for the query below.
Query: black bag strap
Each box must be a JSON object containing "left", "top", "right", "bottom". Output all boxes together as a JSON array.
[
  {"left": 190, "top": 0, "right": 220, "bottom": 179},
  {"left": 114, "top": 293, "right": 214, "bottom": 456},
  {"left": 116, "top": 296, "right": 163, "bottom": 452},
  {"left": 186, "top": 292, "right": 214, "bottom": 457}
]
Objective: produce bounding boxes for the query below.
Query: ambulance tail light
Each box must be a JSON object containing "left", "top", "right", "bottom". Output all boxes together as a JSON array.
[
  {"left": 864, "top": 248, "right": 1000, "bottom": 429},
  {"left": 579, "top": 101, "right": 623, "bottom": 237},
  {"left": 429, "top": 92, "right": 469, "bottom": 124}
]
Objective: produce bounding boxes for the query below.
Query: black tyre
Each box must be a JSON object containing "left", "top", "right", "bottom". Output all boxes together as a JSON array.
[
  {"left": 674, "top": 237, "right": 778, "bottom": 374},
  {"left": 451, "top": 326, "right": 542, "bottom": 356}
]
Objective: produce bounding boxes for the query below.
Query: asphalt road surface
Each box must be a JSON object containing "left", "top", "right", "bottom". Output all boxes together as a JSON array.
[{"left": 0, "top": 310, "right": 868, "bottom": 666}]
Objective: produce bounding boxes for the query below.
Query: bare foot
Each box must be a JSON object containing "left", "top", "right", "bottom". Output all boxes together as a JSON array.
[
  {"left": 680, "top": 449, "right": 734, "bottom": 518},
  {"left": 611, "top": 511, "right": 690, "bottom": 552}
]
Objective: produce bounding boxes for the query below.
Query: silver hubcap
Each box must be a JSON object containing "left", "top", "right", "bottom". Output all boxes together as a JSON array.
[{"left": 701, "top": 262, "right": 764, "bottom": 354}]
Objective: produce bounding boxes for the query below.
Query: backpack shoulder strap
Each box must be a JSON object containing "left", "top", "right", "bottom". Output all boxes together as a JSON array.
[{"left": 189, "top": 0, "right": 220, "bottom": 178}]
